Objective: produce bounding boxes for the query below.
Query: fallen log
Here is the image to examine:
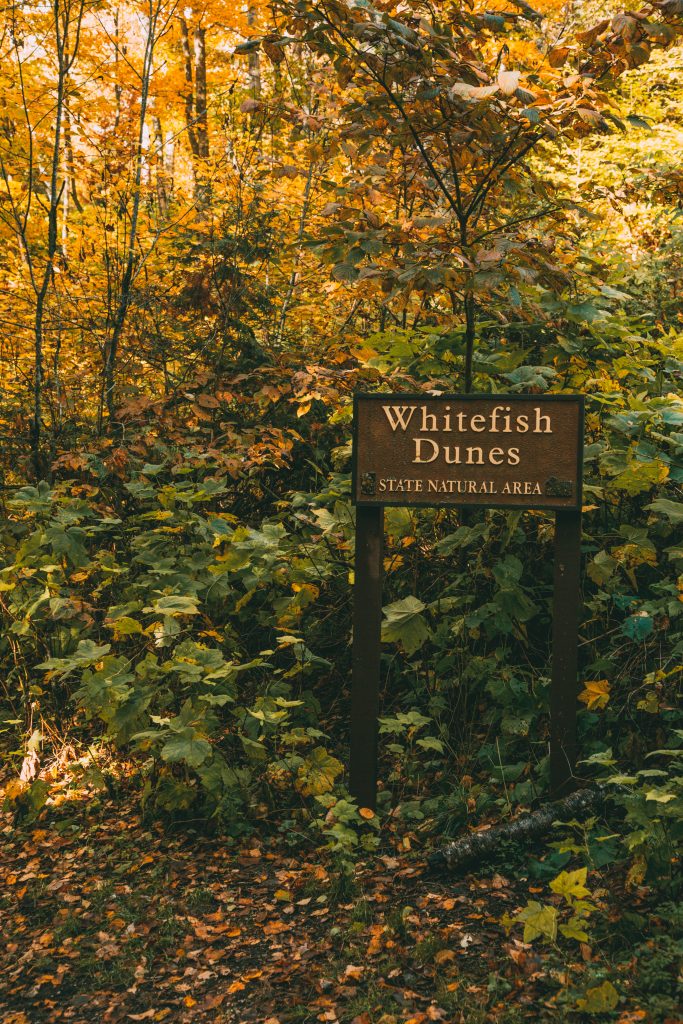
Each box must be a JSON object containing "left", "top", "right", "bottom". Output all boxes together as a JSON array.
[{"left": 428, "top": 785, "right": 608, "bottom": 873}]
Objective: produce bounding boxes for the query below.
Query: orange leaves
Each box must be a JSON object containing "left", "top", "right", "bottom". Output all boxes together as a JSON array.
[
  {"left": 340, "top": 963, "right": 364, "bottom": 981},
  {"left": 548, "top": 45, "right": 570, "bottom": 68},
  {"left": 365, "top": 923, "right": 387, "bottom": 956},
  {"left": 579, "top": 679, "right": 611, "bottom": 710},
  {"left": 195, "top": 393, "right": 220, "bottom": 409},
  {"left": 262, "top": 918, "right": 288, "bottom": 935},
  {"left": 259, "top": 384, "right": 283, "bottom": 404}
]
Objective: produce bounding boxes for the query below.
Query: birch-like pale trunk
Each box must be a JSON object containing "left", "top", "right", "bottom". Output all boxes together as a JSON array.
[
  {"left": 3, "top": 0, "right": 85, "bottom": 476},
  {"left": 100, "top": 0, "right": 164, "bottom": 424}
]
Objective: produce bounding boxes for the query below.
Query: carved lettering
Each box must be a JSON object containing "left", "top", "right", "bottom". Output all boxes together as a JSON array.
[
  {"left": 356, "top": 395, "right": 581, "bottom": 509},
  {"left": 413, "top": 438, "right": 439, "bottom": 463},
  {"left": 382, "top": 405, "right": 417, "bottom": 431}
]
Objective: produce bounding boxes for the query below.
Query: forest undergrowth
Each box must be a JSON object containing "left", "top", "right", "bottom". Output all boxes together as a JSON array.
[{"left": 1, "top": 1, "right": 682, "bottom": 1021}]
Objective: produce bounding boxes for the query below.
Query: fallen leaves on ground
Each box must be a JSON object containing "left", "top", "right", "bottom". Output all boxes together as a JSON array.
[{"left": 0, "top": 790, "right": 659, "bottom": 1023}]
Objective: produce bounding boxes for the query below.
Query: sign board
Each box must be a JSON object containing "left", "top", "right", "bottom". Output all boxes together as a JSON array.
[
  {"left": 353, "top": 394, "right": 583, "bottom": 510},
  {"left": 349, "top": 392, "right": 584, "bottom": 810}
]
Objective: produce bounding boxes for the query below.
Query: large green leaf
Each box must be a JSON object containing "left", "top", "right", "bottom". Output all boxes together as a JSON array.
[
  {"left": 146, "top": 595, "right": 200, "bottom": 616},
  {"left": 550, "top": 867, "right": 590, "bottom": 903},
  {"left": 611, "top": 459, "right": 668, "bottom": 496},
  {"left": 160, "top": 728, "right": 212, "bottom": 768},
  {"left": 516, "top": 901, "right": 558, "bottom": 943},
  {"left": 295, "top": 746, "right": 343, "bottom": 797},
  {"left": 38, "top": 640, "right": 111, "bottom": 678},
  {"left": 646, "top": 498, "right": 683, "bottom": 524},
  {"left": 381, "top": 596, "right": 430, "bottom": 655},
  {"left": 576, "top": 980, "right": 619, "bottom": 1013}
]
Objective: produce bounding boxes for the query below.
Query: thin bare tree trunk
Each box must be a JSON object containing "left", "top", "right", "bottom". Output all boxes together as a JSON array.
[
  {"left": 193, "top": 24, "right": 208, "bottom": 158},
  {"left": 101, "top": 0, "right": 159, "bottom": 423},
  {"left": 152, "top": 114, "right": 167, "bottom": 216},
  {"left": 26, "top": 0, "right": 84, "bottom": 475},
  {"left": 463, "top": 289, "right": 476, "bottom": 394},
  {"left": 247, "top": 6, "right": 261, "bottom": 97},
  {"left": 179, "top": 16, "right": 199, "bottom": 160},
  {"left": 275, "top": 160, "right": 315, "bottom": 346},
  {"left": 63, "top": 105, "right": 81, "bottom": 213},
  {"left": 113, "top": 7, "right": 122, "bottom": 129},
  {"left": 164, "top": 128, "right": 175, "bottom": 190}
]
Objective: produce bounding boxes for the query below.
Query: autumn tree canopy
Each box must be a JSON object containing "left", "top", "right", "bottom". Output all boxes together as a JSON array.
[{"left": 0, "top": 2, "right": 682, "bottom": 1021}]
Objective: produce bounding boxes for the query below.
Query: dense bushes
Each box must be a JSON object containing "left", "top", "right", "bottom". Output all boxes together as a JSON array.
[{"left": 1, "top": 313, "right": 681, "bottom": 877}]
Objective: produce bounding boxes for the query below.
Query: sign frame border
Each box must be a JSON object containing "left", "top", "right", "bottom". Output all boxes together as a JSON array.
[
  {"left": 351, "top": 391, "right": 585, "bottom": 513},
  {"left": 349, "top": 390, "right": 585, "bottom": 810}
]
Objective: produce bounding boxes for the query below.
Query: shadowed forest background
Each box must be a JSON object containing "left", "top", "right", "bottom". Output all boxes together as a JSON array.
[{"left": 0, "top": 1, "right": 681, "bottom": 1022}]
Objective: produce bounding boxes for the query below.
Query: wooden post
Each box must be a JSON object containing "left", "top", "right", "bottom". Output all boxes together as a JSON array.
[
  {"left": 550, "top": 509, "right": 582, "bottom": 797},
  {"left": 350, "top": 504, "right": 383, "bottom": 810}
]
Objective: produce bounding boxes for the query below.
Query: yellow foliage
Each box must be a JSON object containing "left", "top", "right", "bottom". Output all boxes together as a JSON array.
[{"left": 578, "top": 679, "right": 611, "bottom": 711}]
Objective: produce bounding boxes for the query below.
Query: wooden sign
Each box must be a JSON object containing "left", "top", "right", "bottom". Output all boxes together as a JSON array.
[
  {"left": 353, "top": 394, "right": 583, "bottom": 510},
  {"left": 349, "top": 393, "right": 584, "bottom": 810}
]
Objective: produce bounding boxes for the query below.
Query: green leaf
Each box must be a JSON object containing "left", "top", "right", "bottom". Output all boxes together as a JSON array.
[
  {"left": 296, "top": 746, "right": 343, "bottom": 797},
  {"left": 644, "top": 790, "right": 676, "bottom": 803},
  {"left": 240, "top": 735, "right": 268, "bottom": 762},
  {"left": 611, "top": 459, "right": 668, "bottom": 496},
  {"left": 516, "top": 901, "right": 558, "bottom": 943},
  {"left": 576, "top": 980, "right": 619, "bottom": 1013},
  {"left": 559, "top": 915, "right": 590, "bottom": 942},
  {"left": 331, "top": 263, "right": 359, "bottom": 282},
  {"left": 106, "top": 616, "right": 143, "bottom": 637},
  {"left": 8, "top": 481, "right": 54, "bottom": 512},
  {"left": 46, "top": 525, "right": 89, "bottom": 567},
  {"left": 501, "top": 714, "right": 530, "bottom": 736},
  {"left": 621, "top": 612, "right": 653, "bottom": 642},
  {"left": 38, "top": 640, "right": 111, "bottom": 678},
  {"left": 145, "top": 595, "right": 200, "bottom": 616},
  {"left": 626, "top": 114, "right": 652, "bottom": 130},
  {"left": 379, "top": 710, "right": 431, "bottom": 733},
  {"left": 23, "top": 779, "right": 50, "bottom": 820},
  {"left": 646, "top": 498, "right": 683, "bottom": 524},
  {"left": 160, "top": 728, "right": 212, "bottom": 768},
  {"left": 550, "top": 867, "right": 590, "bottom": 903},
  {"left": 587, "top": 550, "right": 617, "bottom": 585},
  {"left": 416, "top": 736, "right": 444, "bottom": 753},
  {"left": 381, "top": 596, "right": 430, "bottom": 655}
]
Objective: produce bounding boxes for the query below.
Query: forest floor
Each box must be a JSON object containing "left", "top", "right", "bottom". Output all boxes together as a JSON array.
[{"left": 0, "top": 785, "right": 678, "bottom": 1024}]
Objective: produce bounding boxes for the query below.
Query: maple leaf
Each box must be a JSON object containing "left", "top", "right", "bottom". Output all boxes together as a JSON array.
[
  {"left": 549, "top": 867, "right": 591, "bottom": 903},
  {"left": 516, "top": 901, "right": 558, "bottom": 943},
  {"left": 559, "top": 915, "right": 590, "bottom": 942},
  {"left": 295, "top": 747, "right": 343, "bottom": 797},
  {"left": 381, "top": 596, "right": 430, "bottom": 655},
  {"left": 576, "top": 980, "right": 620, "bottom": 1012},
  {"left": 578, "top": 679, "right": 611, "bottom": 710}
]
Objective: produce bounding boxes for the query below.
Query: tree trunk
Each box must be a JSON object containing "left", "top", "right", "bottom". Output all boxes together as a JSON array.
[
  {"left": 113, "top": 8, "right": 122, "bottom": 130},
  {"left": 247, "top": 6, "right": 261, "bottom": 97},
  {"left": 463, "top": 288, "right": 475, "bottom": 394},
  {"left": 275, "top": 159, "right": 315, "bottom": 346},
  {"left": 101, "top": 1, "right": 157, "bottom": 423},
  {"left": 164, "top": 128, "right": 175, "bottom": 191},
  {"left": 152, "top": 114, "right": 167, "bottom": 216},
  {"left": 31, "top": 0, "right": 76, "bottom": 476},
  {"left": 179, "top": 16, "right": 199, "bottom": 160},
  {"left": 428, "top": 786, "right": 607, "bottom": 874},
  {"left": 63, "top": 104, "right": 81, "bottom": 214},
  {"left": 193, "top": 24, "right": 208, "bottom": 158}
]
